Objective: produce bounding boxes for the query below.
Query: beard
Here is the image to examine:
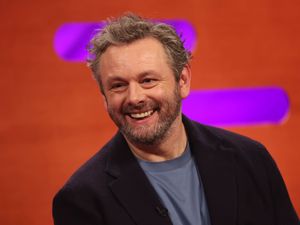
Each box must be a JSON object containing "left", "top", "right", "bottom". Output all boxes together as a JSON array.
[{"left": 107, "top": 86, "right": 182, "bottom": 146}]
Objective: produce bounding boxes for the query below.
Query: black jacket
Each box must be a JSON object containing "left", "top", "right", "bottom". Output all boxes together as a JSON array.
[{"left": 53, "top": 116, "right": 299, "bottom": 225}]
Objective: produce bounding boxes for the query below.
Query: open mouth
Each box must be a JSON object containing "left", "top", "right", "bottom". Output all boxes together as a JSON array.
[{"left": 129, "top": 110, "right": 155, "bottom": 120}]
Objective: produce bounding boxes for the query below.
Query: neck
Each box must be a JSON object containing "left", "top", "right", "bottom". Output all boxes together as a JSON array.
[{"left": 125, "top": 115, "right": 187, "bottom": 162}]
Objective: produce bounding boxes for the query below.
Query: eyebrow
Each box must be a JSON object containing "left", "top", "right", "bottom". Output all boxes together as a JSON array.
[
  {"left": 106, "top": 75, "right": 126, "bottom": 84},
  {"left": 106, "top": 70, "right": 159, "bottom": 83},
  {"left": 138, "top": 71, "right": 160, "bottom": 78}
]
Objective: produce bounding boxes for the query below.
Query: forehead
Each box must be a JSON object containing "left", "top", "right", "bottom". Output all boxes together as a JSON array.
[{"left": 98, "top": 37, "right": 171, "bottom": 76}]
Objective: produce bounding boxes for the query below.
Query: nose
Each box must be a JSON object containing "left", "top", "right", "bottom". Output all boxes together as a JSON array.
[{"left": 126, "top": 82, "right": 146, "bottom": 106}]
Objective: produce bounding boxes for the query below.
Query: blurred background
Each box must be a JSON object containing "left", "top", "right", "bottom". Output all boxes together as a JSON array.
[{"left": 0, "top": 0, "right": 299, "bottom": 224}]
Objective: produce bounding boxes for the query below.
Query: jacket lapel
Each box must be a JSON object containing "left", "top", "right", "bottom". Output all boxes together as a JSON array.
[
  {"left": 183, "top": 117, "right": 237, "bottom": 225},
  {"left": 105, "top": 133, "right": 173, "bottom": 225}
]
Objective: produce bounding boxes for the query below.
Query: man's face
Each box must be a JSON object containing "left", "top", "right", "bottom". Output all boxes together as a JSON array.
[{"left": 98, "top": 37, "right": 189, "bottom": 145}]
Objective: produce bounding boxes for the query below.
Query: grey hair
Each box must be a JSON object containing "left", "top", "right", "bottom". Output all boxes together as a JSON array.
[{"left": 86, "top": 13, "right": 191, "bottom": 92}]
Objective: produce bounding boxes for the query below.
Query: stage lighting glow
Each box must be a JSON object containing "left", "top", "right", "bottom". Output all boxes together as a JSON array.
[
  {"left": 182, "top": 87, "right": 289, "bottom": 127},
  {"left": 54, "top": 20, "right": 197, "bottom": 62}
]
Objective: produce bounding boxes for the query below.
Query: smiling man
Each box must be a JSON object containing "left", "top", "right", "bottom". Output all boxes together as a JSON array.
[
  {"left": 53, "top": 14, "right": 299, "bottom": 225},
  {"left": 100, "top": 36, "right": 189, "bottom": 161}
]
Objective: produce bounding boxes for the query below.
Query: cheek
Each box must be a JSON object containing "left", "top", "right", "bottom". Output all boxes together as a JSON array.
[
  {"left": 105, "top": 95, "right": 124, "bottom": 112},
  {"left": 101, "top": 94, "right": 108, "bottom": 112},
  {"left": 150, "top": 90, "right": 176, "bottom": 107},
  {"left": 147, "top": 89, "right": 167, "bottom": 103},
  {"left": 152, "top": 88, "right": 165, "bottom": 97}
]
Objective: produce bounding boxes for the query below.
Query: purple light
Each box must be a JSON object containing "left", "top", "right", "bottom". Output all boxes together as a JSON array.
[
  {"left": 182, "top": 87, "right": 289, "bottom": 127},
  {"left": 53, "top": 20, "right": 197, "bottom": 62},
  {"left": 54, "top": 22, "right": 105, "bottom": 62}
]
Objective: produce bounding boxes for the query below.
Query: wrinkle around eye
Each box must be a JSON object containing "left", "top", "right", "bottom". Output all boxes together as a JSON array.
[
  {"left": 140, "top": 78, "right": 158, "bottom": 88},
  {"left": 109, "top": 82, "right": 128, "bottom": 92}
]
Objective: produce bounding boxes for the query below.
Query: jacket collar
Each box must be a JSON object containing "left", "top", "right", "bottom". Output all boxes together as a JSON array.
[{"left": 105, "top": 115, "right": 237, "bottom": 225}]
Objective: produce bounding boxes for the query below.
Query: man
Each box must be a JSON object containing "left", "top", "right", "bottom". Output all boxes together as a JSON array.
[{"left": 53, "top": 13, "right": 299, "bottom": 225}]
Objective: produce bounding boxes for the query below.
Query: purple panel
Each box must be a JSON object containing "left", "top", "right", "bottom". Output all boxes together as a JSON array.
[
  {"left": 54, "top": 22, "right": 105, "bottom": 62},
  {"left": 53, "top": 20, "right": 197, "bottom": 62},
  {"left": 182, "top": 87, "right": 290, "bottom": 127}
]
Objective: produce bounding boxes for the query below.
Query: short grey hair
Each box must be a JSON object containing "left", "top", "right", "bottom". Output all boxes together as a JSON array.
[{"left": 87, "top": 13, "right": 191, "bottom": 92}]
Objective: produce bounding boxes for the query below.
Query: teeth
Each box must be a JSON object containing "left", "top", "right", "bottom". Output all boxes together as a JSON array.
[{"left": 130, "top": 110, "right": 153, "bottom": 119}]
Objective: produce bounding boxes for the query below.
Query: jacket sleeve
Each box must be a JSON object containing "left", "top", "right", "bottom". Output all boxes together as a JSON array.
[
  {"left": 52, "top": 186, "right": 105, "bottom": 225},
  {"left": 260, "top": 147, "right": 299, "bottom": 224}
]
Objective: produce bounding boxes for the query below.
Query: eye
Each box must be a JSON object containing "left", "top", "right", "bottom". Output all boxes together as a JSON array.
[
  {"left": 142, "top": 78, "right": 153, "bottom": 83},
  {"left": 141, "top": 78, "right": 157, "bottom": 88},
  {"left": 110, "top": 82, "right": 127, "bottom": 92}
]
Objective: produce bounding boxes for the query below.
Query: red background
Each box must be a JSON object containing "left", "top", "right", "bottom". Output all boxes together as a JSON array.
[{"left": 0, "top": 0, "right": 299, "bottom": 224}]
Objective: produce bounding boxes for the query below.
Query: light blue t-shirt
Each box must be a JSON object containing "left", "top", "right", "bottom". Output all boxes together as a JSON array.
[{"left": 138, "top": 144, "right": 211, "bottom": 225}]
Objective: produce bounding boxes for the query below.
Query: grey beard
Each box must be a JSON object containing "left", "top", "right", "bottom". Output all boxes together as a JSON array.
[
  {"left": 121, "top": 101, "right": 181, "bottom": 146},
  {"left": 120, "top": 118, "right": 172, "bottom": 145}
]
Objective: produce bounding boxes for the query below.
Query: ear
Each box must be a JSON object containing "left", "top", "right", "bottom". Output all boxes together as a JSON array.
[{"left": 178, "top": 64, "right": 191, "bottom": 99}]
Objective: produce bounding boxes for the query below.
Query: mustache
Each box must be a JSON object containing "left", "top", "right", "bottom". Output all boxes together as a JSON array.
[{"left": 122, "top": 101, "right": 159, "bottom": 114}]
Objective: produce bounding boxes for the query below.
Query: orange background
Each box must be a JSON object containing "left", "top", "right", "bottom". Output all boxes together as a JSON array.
[{"left": 0, "top": 0, "right": 299, "bottom": 224}]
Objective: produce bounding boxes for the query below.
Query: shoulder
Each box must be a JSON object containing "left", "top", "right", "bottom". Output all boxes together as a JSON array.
[
  {"left": 52, "top": 143, "right": 114, "bottom": 224},
  {"left": 204, "top": 123, "right": 265, "bottom": 152},
  {"left": 56, "top": 132, "right": 124, "bottom": 195},
  {"left": 183, "top": 115, "right": 274, "bottom": 167},
  {"left": 64, "top": 147, "right": 109, "bottom": 191},
  {"left": 52, "top": 132, "right": 126, "bottom": 221},
  {"left": 184, "top": 115, "right": 266, "bottom": 151}
]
